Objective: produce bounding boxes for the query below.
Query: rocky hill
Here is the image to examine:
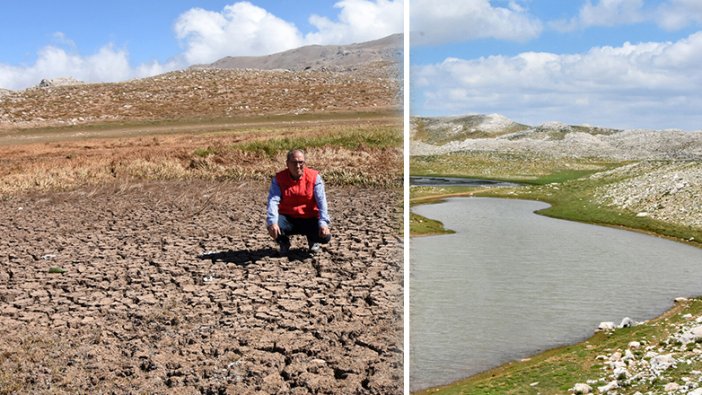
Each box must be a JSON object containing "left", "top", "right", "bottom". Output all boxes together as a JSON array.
[
  {"left": 412, "top": 113, "right": 702, "bottom": 234},
  {"left": 412, "top": 114, "right": 529, "bottom": 144},
  {"left": 0, "top": 36, "right": 401, "bottom": 130},
  {"left": 412, "top": 114, "right": 702, "bottom": 161},
  {"left": 196, "top": 34, "right": 402, "bottom": 73}
]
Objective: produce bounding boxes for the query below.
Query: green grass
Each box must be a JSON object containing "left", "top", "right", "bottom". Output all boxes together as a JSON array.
[
  {"left": 411, "top": 152, "right": 616, "bottom": 184},
  {"left": 410, "top": 212, "right": 455, "bottom": 236},
  {"left": 193, "top": 147, "right": 218, "bottom": 157},
  {"left": 236, "top": 127, "right": 402, "bottom": 156}
]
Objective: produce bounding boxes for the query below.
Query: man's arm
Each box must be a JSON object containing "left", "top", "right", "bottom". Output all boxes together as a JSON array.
[
  {"left": 266, "top": 178, "right": 281, "bottom": 239},
  {"left": 313, "top": 175, "right": 331, "bottom": 228}
]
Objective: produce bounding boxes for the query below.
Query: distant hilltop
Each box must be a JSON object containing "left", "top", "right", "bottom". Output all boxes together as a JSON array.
[
  {"left": 411, "top": 113, "right": 702, "bottom": 160},
  {"left": 193, "top": 33, "right": 402, "bottom": 72},
  {"left": 37, "top": 77, "right": 85, "bottom": 88}
]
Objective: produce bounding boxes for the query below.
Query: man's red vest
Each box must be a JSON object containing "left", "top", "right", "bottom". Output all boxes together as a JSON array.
[{"left": 275, "top": 167, "right": 319, "bottom": 218}]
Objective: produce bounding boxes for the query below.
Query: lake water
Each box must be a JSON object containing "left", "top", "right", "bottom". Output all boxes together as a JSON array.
[{"left": 411, "top": 197, "right": 702, "bottom": 391}]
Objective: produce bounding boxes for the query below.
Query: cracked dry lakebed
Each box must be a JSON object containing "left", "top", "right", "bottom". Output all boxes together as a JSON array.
[{"left": 0, "top": 180, "right": 403, "bottom": 394}]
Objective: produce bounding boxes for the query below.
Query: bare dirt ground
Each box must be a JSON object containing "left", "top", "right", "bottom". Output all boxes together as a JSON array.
[{"left": 0, "top": 180, "right": 403, "bottom": 394}]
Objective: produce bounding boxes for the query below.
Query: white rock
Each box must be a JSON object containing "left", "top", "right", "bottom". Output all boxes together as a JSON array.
[
  {"left": 586, "top": 379, "right": 600, "bottom": 385},
  {"left": 650, "top": 354, "right": 676, "bottom": 373},
  {"left": 571, "top": 383, "right": 592, "bottom": 394},
  {"left": 665, "top": 382, "right": 680, "bottom": 391},
  {"left": 683, "top": 313, "right": 694, "bottom": 320},
  {"left": 691, "top": 325, "right": 702, "bottom": 340},
  {"left": 675, "top": 297, "right": 689, "bottom": 303},
  {"left": 598, "top": 321, "right": 616, "bottom": 331},
  {"left": 628, "top": 341, "right": 641, "bottom": 349},
  {"left": 598, "top": 380, "right": 618, "bottom": 393},
  {"left": 613, "top": 366, "right": 630, "bottom": 379},
  {"left": 690, "top": 389, "right": 702, "bottom": 395},
  {"left": 623, "top": 349, "right": 636, "bottom": 361},
  {"left": 612, "top": 360, "right": 627, "bottom": 370},
  {"left": 610, "top": 351, "right": 623, "bottom": 361},
  {"left": 619, "top": 317, "right": 637, "bottom": 328}
]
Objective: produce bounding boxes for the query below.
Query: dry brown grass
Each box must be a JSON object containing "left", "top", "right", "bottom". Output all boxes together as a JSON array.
[{"left": 0, "top": 116, "right": 401, "bottom": 197}]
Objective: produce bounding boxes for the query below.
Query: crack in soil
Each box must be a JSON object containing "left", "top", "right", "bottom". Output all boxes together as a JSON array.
[{"left": 0, "top": 180, "right": 403, "bottom": 394}]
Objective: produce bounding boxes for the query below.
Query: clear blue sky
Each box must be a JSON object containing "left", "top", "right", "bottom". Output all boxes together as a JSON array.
[
  {"left": 0, "top": 0, "right": 402, "bottom": 90},
  {"left": 411, "top": 0, "right": 702, "bottom": 131}
]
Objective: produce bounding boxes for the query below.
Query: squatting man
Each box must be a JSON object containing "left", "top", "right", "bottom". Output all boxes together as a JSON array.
[{"left": 266, "top": 149, "right": 331, "bottom": 256}]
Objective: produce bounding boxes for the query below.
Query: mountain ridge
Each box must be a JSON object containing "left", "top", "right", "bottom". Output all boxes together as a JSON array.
[
  {"left": 0, "top": 35, "right": 401, "bottom": 130},
  {"left": 193, "top": 34, "right": 402, "bottom": 72},
  {"left": 411, "top": 113, "right": 702, "bottom": 160}
]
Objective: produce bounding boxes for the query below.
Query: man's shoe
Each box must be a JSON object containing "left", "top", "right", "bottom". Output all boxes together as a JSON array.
[
  {"left": 309, "top": 243, "right": 322, "bottom": 254},
  {"left": 279, "top": 241, "right": 290, "bottom": 256}
]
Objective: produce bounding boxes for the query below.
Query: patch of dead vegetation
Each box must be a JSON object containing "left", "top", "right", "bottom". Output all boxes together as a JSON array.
[{"left": 0, "top": 118, "right": 402, "bottom": 196}]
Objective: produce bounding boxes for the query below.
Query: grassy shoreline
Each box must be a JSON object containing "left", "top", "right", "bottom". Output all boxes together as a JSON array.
[{"left": 409, "top": 164, "right": 702, "bottom": 394}]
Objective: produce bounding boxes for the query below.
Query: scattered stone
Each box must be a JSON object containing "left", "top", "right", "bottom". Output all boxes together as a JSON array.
[
  {"left": 650, "top": 354, "right": 676, "bottom": 374},
  {"left": 619, "top": 317, "right": 637, "bottom": 328},
  {"left": 597, "top": 380, "right": 618, "bottom": 393},
  {"left": 570, "top": 382, "right": 592, "bottom": 394}
]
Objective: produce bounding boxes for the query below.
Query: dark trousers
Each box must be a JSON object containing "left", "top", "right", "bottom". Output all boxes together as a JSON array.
[{"left": 276, "top": 214, "right": 331, "bottom": 248}]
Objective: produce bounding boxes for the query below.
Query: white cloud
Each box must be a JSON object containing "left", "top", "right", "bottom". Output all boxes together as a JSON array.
[
  {"left": 1, "top": 1, "right": 403, "bottom": 90},
  {"left": 0, "top": 43, "right": 181, "bottom": 91},
  {"left": 305, "top": 0, "right": 403, "bottom": 45},
  {"left": 413, "top": 32, "right": 702, "bottom": 130},
  {"left": 551, "top": 0, "right": 645, "bottom": 31},
  {"left": 174, "top": 2, "right": 304, "bottom": 64},
  {"left": 656, "top": 0, "right": 702, "bottom": 30},
  {"left": 175, "top": 0, "right": 403, "bottom": 64},
  {"left": 550, "top": 0, "right": 702, "bottom": 32},
  {"left": 410, "top": 0, "right": 542, "bottom": 45}
]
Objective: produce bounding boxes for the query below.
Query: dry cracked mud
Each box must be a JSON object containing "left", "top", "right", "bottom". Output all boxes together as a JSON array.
[{"left": 0, "top": 180, "right": 403, "bottom": 394}]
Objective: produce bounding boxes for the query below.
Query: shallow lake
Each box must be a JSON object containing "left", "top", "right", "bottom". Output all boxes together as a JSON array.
[{"left": 411, "top": 197, "right": 702, "bottom": 391}]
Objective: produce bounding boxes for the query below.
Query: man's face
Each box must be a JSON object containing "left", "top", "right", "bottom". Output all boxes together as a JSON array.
[{"left": 286, "top": 152, "right": 305, "bottom": 179}]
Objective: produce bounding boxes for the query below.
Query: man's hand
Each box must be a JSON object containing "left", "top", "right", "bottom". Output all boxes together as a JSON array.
[
  {"left": 319, "top": 225, "right": 331, "bottom": 238},
  {"left": 268, "top": 224, "right": 281, "bottom": 239}
]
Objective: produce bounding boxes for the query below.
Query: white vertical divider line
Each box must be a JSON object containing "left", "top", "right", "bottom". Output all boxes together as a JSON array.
[{"left": 403, "top": 0, "right": 410, "bottom": 393}]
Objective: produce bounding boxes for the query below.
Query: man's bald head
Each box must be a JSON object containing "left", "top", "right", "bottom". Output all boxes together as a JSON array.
[{"left": 286, "top": 149, "right": 306, "bottom": 179}]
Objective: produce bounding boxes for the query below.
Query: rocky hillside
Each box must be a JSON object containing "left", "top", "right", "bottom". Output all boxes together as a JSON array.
[
  {"left": 593, "top": 161, "right": 702, "bottom": 231},
  {"left": 412, "top": 114, "right": 702, "bottom": 233},
  {"left": 197, "top": 34, "right": 402, "bottom": 73},
  {"left": 0, "top": 37, "right": 401, "bottom": 130},
  {"left": 412, "top": 114, "right": 529, "bottom": 144},
  {"left": 412, "top": 114, "right": 702, "bottom": 161}
]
